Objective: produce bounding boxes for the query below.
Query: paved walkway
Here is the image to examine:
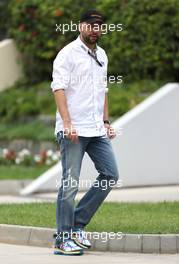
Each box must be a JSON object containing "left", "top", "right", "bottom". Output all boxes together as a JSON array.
[
  {"left": 0, "top": 185, "right": 179, "bottom": 204},
  {"left": 0, "top": 243, "right": 179, "bottom": 264},
  {"left": 37, "top": 185, "right": 179, "bottom": 203}
]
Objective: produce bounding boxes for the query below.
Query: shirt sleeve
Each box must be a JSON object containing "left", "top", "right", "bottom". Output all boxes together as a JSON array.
[
  {"left": 104, "top": 53, "right": 109, "bottom": 93},
  {"left": 51, "top": 50, "right": 71, "bottom": 91}
]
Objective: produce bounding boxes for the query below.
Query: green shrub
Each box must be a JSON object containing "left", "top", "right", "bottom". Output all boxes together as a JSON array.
[
  {"left": 0, "top": 0, "right": 11, "bottom": 40},
  {"left": 9, "top": 0, "right": 179, "bottom": 83},
  {"left": 0, "top": 81, "right": 55, "bottom": 123},
  {"left": 108, "top": 85, "right": 143, "bottom": 118},
  {"left": 108, "top": 79, "right": 165, "bottom": 117},
  {"left": 99, "top": 0, "right": 179, "bottom": 81},
  {"left": 9, "top": 0, "right": 97, "bottom": 83},
  {"left": 0, "top": 79, "right": 164, "bottom": 123}
]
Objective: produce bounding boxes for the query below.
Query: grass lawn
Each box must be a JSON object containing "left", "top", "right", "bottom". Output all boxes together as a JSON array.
[
  {"left": 0, "top": 201, "right": 179, "bottom": 234},
  {"left": 0, "top": 165, "right": 51, "bottom": 180}
]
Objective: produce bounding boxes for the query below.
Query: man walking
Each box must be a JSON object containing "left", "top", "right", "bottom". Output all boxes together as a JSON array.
[{"left": 51, "top": 9, "right": 119, "bottom": 256}]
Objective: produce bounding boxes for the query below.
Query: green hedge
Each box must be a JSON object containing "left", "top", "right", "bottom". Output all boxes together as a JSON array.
[
  {"left": 0, "top": 80, "right": 163, "bottom": 123},
  {"left": 99, "top": 0, "right": 179, "bottom": 81},
  {"left": 9, "top": 0, "right": 97, "bottom": 83},
  {"left": 0, "top": 81, "right": 55, "bottom": 123},
  {"left": 8, "top": 0, "right": 179, "bottom": 83},
  {"left": 0, "top": 0, "right": 11, "bottom": 40}
]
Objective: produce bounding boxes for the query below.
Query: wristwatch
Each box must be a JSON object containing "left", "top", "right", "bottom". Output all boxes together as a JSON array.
[{"left": 103, "top": 120, "right": 110, "bottom": 125}]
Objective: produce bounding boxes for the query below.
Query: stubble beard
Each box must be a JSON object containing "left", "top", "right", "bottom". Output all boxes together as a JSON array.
[{"left": 82, "top": 33, "right": 99, "bottom": 45}]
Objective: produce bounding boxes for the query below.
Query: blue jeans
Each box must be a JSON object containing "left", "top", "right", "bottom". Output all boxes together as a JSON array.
[{"left": 56, "top": 130, "right": 119, "bottom": 235}]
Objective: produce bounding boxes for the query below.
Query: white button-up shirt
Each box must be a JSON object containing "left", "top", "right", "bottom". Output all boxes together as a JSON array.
[{"left": 51, "top": 36, "right": 108, "bottom": 137}]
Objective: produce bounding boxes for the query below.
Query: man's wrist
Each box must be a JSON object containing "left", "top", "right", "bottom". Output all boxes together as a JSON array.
[{"left": 63, "top": 119, "right": 71, "bottom": 124}]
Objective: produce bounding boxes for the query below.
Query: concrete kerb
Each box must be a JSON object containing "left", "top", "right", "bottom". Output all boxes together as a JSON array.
[{"left": 0, "top": 224, "right": 179, "bottom": 253}]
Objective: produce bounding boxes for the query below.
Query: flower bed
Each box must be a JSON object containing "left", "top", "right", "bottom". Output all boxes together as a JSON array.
[{"left": 0, "top": 148, "right": 60, "bottom": 167}]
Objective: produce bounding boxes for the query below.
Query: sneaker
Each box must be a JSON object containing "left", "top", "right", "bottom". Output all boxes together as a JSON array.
[
  {"left": 53, "top": 233, "right": 83, "bottom": 256},
  {"left": 72, "top": 228, "right": 91, "bottom": 249},
  {"left": 54, "top": 239, "right": 84, "bottom": 256}
]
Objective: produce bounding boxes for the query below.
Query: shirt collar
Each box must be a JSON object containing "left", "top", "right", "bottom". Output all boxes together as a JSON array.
[{"left": 76, "top": 35, "right": 98, "bottom": 54}]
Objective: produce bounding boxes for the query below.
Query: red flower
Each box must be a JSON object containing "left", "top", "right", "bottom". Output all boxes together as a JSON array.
[
  {"left": 55, "top": 9, "right": 62, "bottom": 17},
  {"left": 5, "top": 150, "right": 16, "bottom": 161},
  {"left": 18, "top": 24, "right": 25, "bottom": 32},
  {"left": 31, "top": 31, "right": 38, "bottom": 37},
  {"left": 40, "top": 150, "right": 47, "bottom": 163}
]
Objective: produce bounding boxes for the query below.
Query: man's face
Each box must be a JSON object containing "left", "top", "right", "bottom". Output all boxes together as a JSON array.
[{"left": 79, "top": 22, "right": 102, "bottom": 45}]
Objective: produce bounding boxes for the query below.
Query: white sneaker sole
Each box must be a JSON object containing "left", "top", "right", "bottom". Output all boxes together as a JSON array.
[
  {"left": 73, "top": 239, "right": 91, "bottom": 249},
  {"left": 54, "top": 247, "right": 83, "bottom": 256}
]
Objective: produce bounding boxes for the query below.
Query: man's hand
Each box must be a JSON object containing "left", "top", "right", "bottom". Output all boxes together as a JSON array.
[
  {"left": 63, "top": 121, "right": 79, "bottom": 143},
  {"left": 104, "top": 123, "right": 116, "bottom": 139}
]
